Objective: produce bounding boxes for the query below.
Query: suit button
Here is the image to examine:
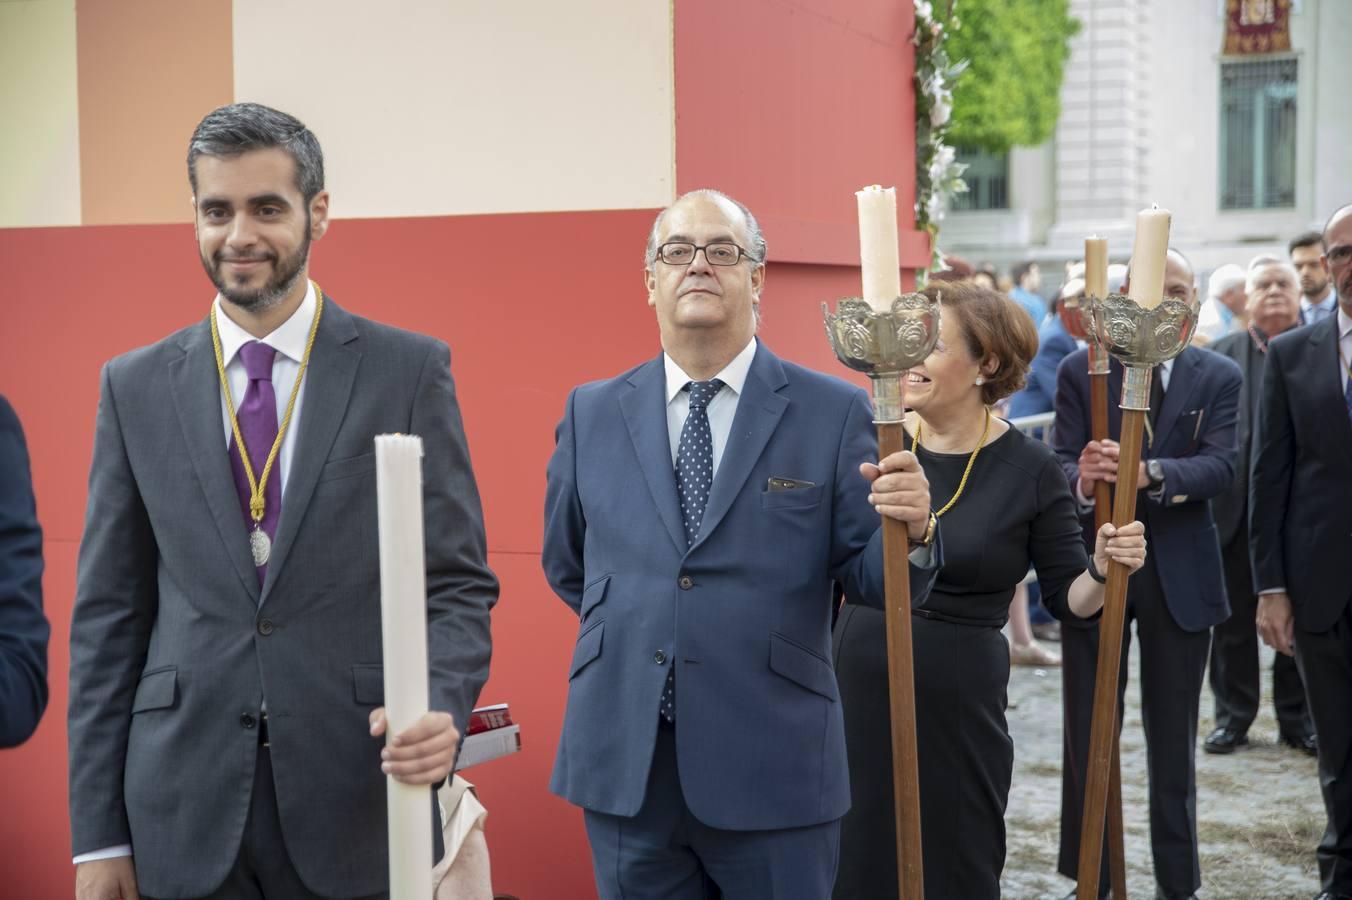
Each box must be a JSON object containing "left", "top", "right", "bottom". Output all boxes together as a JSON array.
[
  {"left": 240, "top": 713, "right": 256, "bottom": 730},
  {"left": 678, "top": 576, "right": 694, "bottom": 590},
  {"left": 258, "top": 618, "right": 274, "bottom": 636},
  {"left": 653, "top": 650, "right": 667, "bottom": 664}
]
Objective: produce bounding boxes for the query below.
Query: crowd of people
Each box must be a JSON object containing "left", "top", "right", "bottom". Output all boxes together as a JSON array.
[{"left": 2, "top": 100, "right": 1347, "bottom": 899}]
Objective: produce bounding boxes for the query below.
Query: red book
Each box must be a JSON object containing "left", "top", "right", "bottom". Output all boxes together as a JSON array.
[{"left": 467, "top": 703, "right": 514, "bottom": 735}]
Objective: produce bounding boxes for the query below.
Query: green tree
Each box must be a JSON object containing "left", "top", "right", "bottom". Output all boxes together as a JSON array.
[{"left": 946, "top": 0, "right": 1080, "bottom": 154}]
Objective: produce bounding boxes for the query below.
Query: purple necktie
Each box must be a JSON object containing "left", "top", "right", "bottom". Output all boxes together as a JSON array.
[{"left": 228, "top": 341, "right": 281, "bottom": 584}]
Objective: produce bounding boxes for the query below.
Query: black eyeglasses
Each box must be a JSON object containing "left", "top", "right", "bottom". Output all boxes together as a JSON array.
[
  {"left": 1328, "top": 245, "right": 1352, "bottom": 265},
  {"left": 657, "top": 241, "right": 758, "bottom": 266}
]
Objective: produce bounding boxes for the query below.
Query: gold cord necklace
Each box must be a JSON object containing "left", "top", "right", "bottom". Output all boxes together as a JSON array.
[
  {"left": 210, "top": 282, "right": 325, "bottom": 566},
  {"left": 911, "top": 407, "right": 992, "bottom": 518}
]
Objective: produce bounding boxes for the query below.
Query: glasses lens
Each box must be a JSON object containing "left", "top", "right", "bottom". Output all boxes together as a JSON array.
[
  {"left": 661, "top": 243, "right": 695, "bottom": 264},
  {"left": 706, "top": 243, "right": 740, "bottom": 265}
]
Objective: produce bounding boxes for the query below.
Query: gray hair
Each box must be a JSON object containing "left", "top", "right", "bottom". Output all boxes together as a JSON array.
[
  {"left": 1244, "top": 255, "right": 1299, "bottom": 294},
  {"left": 188, "top": 103, "right": 325, "bottom": 202},
  {"left": 644, "top": 189, "right": 767, "bottom": 269},
  {"left": 1207, "top": 263, "right": 1247, "bottom": 299}
]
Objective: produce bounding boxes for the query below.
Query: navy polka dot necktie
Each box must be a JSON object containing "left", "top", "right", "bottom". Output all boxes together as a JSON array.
[{"left": 661, "top": 378, "right": 723, "bottom": 723}]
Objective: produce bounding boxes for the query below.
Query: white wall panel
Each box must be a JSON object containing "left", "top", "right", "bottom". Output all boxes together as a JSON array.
[
  {"left": 0, "top": 0, "right": 81, "bottom": 228},
  {"left": 234, "top": 0, "right": 674, "bottom": 219}
]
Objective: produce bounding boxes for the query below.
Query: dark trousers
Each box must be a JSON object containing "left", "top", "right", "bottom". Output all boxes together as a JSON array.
[
  {"left": 583, "top": 720, "right": 840, "bottom": 900},
  {"left": 1058, "top": 550, "right": 1211, "bottom": 898},
  {"left": 1295, "top": 603, "right": 1352, "bottom": 894},
  {"left": 147, "top": 745, "right": 388, "bottom": 900},
  {"left": 1209, "top": 535, "right": 1312, "bottom": 737}
]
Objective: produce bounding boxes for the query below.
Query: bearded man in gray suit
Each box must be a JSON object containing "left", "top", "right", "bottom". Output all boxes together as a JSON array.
[{"left": 68, "top": 103, "right": 497, "bottom": 900}]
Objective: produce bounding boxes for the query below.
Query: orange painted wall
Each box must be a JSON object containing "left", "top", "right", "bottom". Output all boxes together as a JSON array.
[{"left": 76, "top": 0, "right": 234, "bottom": 225}]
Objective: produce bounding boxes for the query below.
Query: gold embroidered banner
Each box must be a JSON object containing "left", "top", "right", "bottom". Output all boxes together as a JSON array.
[{"left": 1223, "top": 0, "right": 1292, "bottom": 56}]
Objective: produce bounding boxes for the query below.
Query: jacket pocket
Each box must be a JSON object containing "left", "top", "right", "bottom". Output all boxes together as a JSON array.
[
  {"left": 769, "top": 632, "right": 837, "bottom": 700},
  {"left": 569, "top": 620, "right": 604, "bottom": 679},
  {"left": 352, "top": 664, "right": 385, "bottom": 705},
  {"left": 761, "top": 483, "right": 825, "bottom": 511},
  {"left": 319, "top": 452, "right": 377, "bottom": 484},
  {"left": 580, "top": 574, "right": 611, "bottom": 621},
  {"left": 131, "top": 666, "right": 178, "bottom": 713}
]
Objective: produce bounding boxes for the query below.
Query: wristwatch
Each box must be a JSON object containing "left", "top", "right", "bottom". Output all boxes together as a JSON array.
[
  {"left": 910, "top": 511, "right": 938, "bottom": 548},
  {"left": 1146, "top": 459, "right": 1165, "bottom": 486}
]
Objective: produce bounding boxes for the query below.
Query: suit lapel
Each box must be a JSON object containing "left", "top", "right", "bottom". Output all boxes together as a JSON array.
[
  {"left": 619, "top": 358, "right": 687, "bottom": 554},
  {"left": 1306, "top": 319, "right": 1352, "bottom": 464},
  {"left": 169, "top": 317, "right": 262, "bottom": 604},
  {"left": 260, "top": 300, "right": 361, "bottom": 602},
  {"left": 1150, "top": 349, "right": 1201, "bottom": 452},
  {"left": 693, "top": 344, "right": 789, "bottom": 551}
]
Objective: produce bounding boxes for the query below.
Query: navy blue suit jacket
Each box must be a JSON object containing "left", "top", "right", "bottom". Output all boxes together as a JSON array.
[
  {"left": 0, "top": 394, "right": 48, "bottom": 748},
  {"left": 1051, "top": 347, "right": 1241, "bottom": 632},
  {"left": 1009, "top": 314, "right": 1078, "bottom": 418},
  {"left": 542, "top": 342, "right": 939, "bottom": 829}
]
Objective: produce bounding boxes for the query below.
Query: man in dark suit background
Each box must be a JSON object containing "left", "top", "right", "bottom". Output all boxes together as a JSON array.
[
  {"left": 1251, "top": 203, "right": 1352, "bottom": 900},
  {"left": 68, "top": 104, "right": 497, "bottom": 900},
  {"left": 1052, "top": 249, "right": 1242, "bottom": 900},
  {"left": 543, "top": 189, "right": 940, "bottom": 898},
  {"left": 1204, "top": 256, "right": 1314, "bottom": 756},
  {"left": 0, "top": 394, "right": 48, "bottom": 749}
]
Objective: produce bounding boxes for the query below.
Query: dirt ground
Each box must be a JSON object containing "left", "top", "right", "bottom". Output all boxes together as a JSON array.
[{"left": 998, "top": 632, "right": 1326, "bottom": 900}]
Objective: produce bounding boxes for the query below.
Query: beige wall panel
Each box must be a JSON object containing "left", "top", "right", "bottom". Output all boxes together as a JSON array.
[
  {"left": 0, "top": 0, "right": 81, "bottom": 228},
  {"left": 233, "top": 0, "right": 674, "bottom": 219}
]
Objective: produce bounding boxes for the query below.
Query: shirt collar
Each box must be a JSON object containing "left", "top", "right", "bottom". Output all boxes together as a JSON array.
[
  {"left": 213, "top": 281, "right": 317, "bottom": 366},
  {"left": 1338, "top": 305, "right": 1352, "bottom": 341},
  {"left": 664, "top": 337, "right": 758, "bottom": 404},
  {"left": 1302, "top": 292, "right": 1336, "bottom": 314}
]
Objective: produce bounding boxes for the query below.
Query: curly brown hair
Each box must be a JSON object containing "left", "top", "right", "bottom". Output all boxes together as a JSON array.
[{"left": 922, "top": 282, "right": 1039, "bottom": 405}]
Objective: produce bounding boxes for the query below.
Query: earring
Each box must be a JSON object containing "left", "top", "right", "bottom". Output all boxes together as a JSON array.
[{"left": 975, "top": 377, "right": 985, "bottom": 386}]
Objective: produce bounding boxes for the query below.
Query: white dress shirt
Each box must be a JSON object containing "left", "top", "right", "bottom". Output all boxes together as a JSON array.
[
  {"left": 1300, "top": 291, "right": 1337, "bottom": 325},
  {"left": 73, "top": 286, "right": 317, "bottom": 865},
  {"left": 663, "top": 337, "right": 758, "bottom": 475}
]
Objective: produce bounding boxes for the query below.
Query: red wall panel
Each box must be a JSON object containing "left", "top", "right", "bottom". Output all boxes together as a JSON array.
[
  {"left": 0, "top": 211, "right": 872, "bottom": 897},
  {"left": 675, "top": 0, "right": 928, "bottom": 271}
]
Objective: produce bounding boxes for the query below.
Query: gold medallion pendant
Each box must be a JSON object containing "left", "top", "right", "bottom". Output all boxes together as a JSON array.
[{"left": 250, "top": 528, "right": 272, "bottom": 567}]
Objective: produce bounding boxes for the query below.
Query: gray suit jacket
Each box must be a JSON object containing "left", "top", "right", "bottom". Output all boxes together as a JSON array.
[{"left": 68, "top": 298, "right": 497, "bottom": 899}]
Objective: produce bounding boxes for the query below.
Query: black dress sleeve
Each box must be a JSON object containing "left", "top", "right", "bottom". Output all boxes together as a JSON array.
[{"left": 1029, "top": 454, "right": 1093, "bottom": 623}]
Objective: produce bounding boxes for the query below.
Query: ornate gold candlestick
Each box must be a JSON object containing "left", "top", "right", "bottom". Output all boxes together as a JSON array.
[
  {"left": 1074, "top": 291, "right": 1199, "bottom": 900},
  {"left": 823, "top": 292, "right": 940, "bottom": 900}
]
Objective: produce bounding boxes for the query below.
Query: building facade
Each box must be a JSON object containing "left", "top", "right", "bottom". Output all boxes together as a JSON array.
[{"left": 944, "top": 0, "right": 1352, "bottom": 280}]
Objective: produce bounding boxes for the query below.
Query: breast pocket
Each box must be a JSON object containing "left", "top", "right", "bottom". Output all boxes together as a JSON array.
[
  {"left": 761, "top": 482, "right": 825, "bottom": 511},
  {"left": 318, "top": 452, "right": 377, "bottom": 484}
]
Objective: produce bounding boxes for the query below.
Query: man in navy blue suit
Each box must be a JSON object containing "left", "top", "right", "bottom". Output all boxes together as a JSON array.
[
  {"left": 1051, "top": 249, "right": 1242, "bottom": 900},
  {"left": 543, "top": 189, "right": 941, "bottom": 899},
  {"left": 0, "top": 393, "right": 49, "bottom": 748}
]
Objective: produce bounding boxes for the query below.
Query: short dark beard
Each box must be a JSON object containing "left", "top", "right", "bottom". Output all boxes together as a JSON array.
[{"left": 202, "top": 216, "right": 311, "bottom": 312}]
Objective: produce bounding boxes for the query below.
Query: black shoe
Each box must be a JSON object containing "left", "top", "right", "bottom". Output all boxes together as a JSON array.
[
  {"left": 1155, "top": 890, "right": 1198, "bottom": 900},
  {"left": 1280, "top": 731, "right": 1318, "bottom": 756},
  {"left": 1203, "top": 726, "right": 1249, "bottom": 754}
]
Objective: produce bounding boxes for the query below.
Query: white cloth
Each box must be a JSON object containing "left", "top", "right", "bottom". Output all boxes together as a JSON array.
[
  {"left": 663, "top": 337, "right": 758, "bottom": 474},
  {"left": 73, "top": 286, "right": 317, "bottom": 866}
]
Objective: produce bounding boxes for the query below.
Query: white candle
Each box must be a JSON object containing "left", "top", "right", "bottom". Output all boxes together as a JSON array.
[
  {"left": 856, "top": 185, "right": 902, "bottom": 312},
  {"left": 1127, "top": 206, "right": 1172, "bottom": 309},
  {"left": 1085, "top": 236, "right": 1108, "bottom": 299},
  {"left": 376, "top": 434, "right": 433, "bottom": 900}
]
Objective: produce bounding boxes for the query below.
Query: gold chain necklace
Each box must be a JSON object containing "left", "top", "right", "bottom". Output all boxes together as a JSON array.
[
  {"left": 210, "top": 282, "right": 325, "bottom": 566},
  {"left": 911, "top": 407, "right": 991, "bottom": 518}
]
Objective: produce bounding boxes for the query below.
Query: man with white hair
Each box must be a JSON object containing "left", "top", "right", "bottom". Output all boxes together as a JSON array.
[
  {"left": 1194, "top": 263, "right": 1248, "bottom": 345},
  {"left": 1204, "top": 256, "right": 1314, "bottom": 757}
]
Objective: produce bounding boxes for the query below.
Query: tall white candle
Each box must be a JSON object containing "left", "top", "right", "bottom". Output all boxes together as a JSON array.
[
  {"left": 856, "top": 185, "right": 902, "bottom": 312},
  {"left": 375, "top": 434, "right": 433, "bottom": 900},
  {"left": 1085, "top": 236, "right": 1108, "bottom": 299},
  {"left": 1127, "top": 206, "right": 1172, "bottom": 309}
]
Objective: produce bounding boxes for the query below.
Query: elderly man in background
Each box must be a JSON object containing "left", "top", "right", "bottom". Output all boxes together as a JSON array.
[
  {"left": 1290, "top": 230, "right": 1339, "bottom": 325},
  {"left": 1203, "top": 256, "right": 1314, "bottom": 757},
  {"left": 1194, "top": 263, "right": 1248, "bottom": 346}
]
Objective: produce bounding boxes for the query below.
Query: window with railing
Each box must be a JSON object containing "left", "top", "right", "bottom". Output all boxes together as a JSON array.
[
  {"left": 1219, "top": 58, "right": 1297, "bottom": 210},
  {"left": 952, "top": 147, "right": 1009, "bottom": 211}
]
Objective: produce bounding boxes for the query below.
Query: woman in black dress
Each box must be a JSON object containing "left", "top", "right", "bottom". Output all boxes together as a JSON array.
[{"left": 833, "top": 282, "right": 1146, "bottom": 899}]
